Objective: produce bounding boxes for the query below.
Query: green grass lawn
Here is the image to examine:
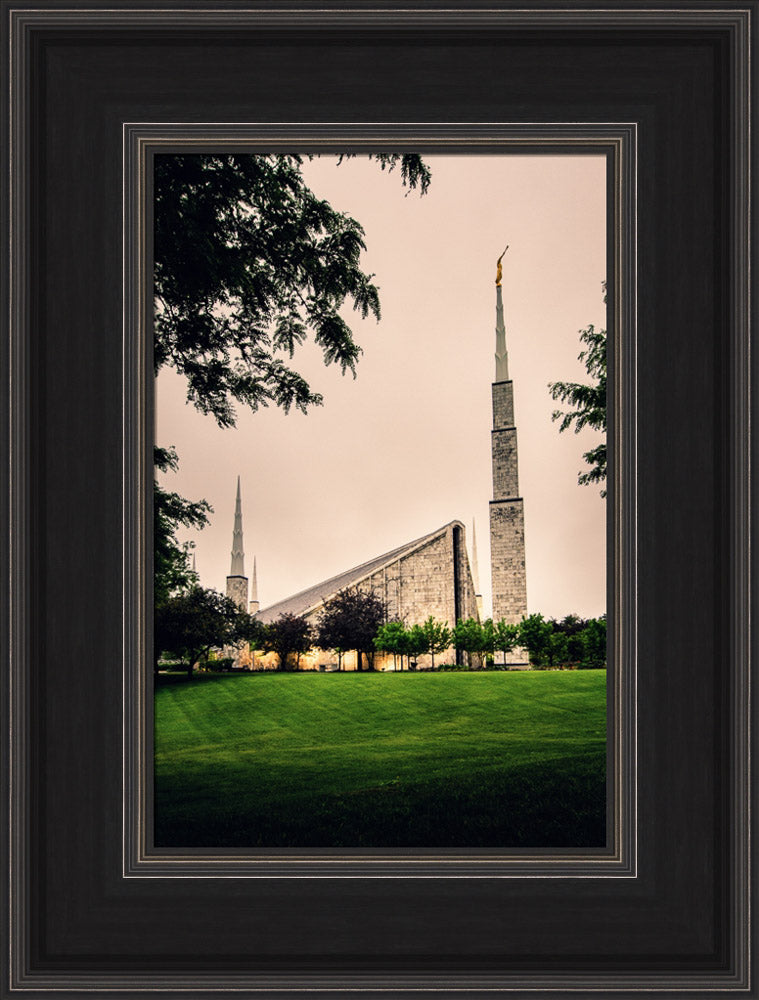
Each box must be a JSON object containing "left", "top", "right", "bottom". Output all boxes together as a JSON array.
[{"left": 154, "top": 670, "right": 607, "bottom": 848}]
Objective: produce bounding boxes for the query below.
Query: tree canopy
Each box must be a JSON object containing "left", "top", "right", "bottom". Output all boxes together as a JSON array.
[
  {"left": 260, "top": 613, "right": 314, "bottom": 671},
  {"left": 419, "top": 616, "right": 452, "bottom": 670},
  {"left": 154, "top": 153, "right": 431, "bottom": 428},
  {"left": 315, "top": 587, "right": 388, "bottom": 671},
  {"left": 153, "top": 153, "right": 431, "bottom": 608},
  {"left": 154, "top": 446, "right": 210, "bottom": 605},
  {"left": 155, "top": 585, "right": 245, "bottom": 678}
]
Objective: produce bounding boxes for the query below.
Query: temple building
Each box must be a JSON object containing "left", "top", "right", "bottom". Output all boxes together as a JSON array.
[
  {"left": 221, "top": 253, "right": 528, "bottom": 670},
  {"left": 255, "top": 520, "right": 478, "bottom": 671}
]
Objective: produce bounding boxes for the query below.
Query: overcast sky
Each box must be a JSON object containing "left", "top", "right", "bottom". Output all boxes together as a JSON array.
[{"left": 156, "top": 153, "right": 607, "bottom": 620}]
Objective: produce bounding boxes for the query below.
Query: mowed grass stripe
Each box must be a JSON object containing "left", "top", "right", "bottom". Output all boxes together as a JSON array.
[{"left": 155, "top": 670, "right": 607, "bottom": 848}]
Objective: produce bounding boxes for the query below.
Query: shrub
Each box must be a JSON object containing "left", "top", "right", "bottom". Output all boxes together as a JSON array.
[{"left": 580, "top": 616, "right": 607, "bottom": 668}]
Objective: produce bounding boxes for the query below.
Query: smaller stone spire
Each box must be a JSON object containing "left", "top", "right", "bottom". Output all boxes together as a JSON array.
[
  {"left": 471, "top": 519, "right": 484, "bottom": 619},
  {"left": 230, "top": 475, "right": 245, "bottom": 577},
  {"left": 249, "top": 557, "right": 260, "bottom": 615},
  {"left": 471, "top": 519, "right": 481, "bottom": 594}
]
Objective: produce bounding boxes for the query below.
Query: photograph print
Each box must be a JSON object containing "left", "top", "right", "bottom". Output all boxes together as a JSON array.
[{"left": 152, "top": 152, "right": 608, "bottom": 849}]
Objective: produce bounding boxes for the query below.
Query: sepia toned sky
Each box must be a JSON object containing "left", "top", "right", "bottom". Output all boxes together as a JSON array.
[{"left": 156, "top": 154, "right": 607, "bottom": 620}]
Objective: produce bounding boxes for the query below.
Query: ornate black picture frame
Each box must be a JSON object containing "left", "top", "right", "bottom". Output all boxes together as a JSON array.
[{"left": 3, "top": 4, "right": 753, "bottom": 995}]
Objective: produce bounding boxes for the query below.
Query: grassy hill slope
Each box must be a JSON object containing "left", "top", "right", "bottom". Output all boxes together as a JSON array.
[{"left": 154, "top": 670, "right": 607, "bottom": 848}]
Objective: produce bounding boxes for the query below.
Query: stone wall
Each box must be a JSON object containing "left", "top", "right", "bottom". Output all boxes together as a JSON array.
[
  {"left": 489, "top": 500, "right": 527, "bottom": 622},
  {"left": 225, "top": 575, "right": 250, "bottom": 668},
  {"left": 489, "top": 499, "right": 529, "bottom": 667},
  {"left": 491, "top": 429, "right": 520, "bottom": 498},
  {"left": 226, "top": 575, "right": 248, "bottom": 611},
  {"left": 252, "top": 522, "right": 479, "bottom": 671},
  {"left": 492, "top": 380, "right": 514, "bottom": 428}
]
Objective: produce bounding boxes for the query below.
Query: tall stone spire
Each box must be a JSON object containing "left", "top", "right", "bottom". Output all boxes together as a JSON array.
[
  {"left": 226, "top": 477, "right": 249, "bottom": 614},
  {"left": 489, "top": 252, "right": 528, "bottom": 664},
  {"left": 494, "top": 283, "right": 509, "bottom": 381},
  {"left": 230, "top": 475, "right": 245, "bottom": 577},
  {"left": 494, "top": 245, "right": 509, "bottom": 381}
]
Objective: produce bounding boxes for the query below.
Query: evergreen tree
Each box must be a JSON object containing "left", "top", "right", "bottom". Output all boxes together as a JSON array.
[
  {"left": 548, "top": 285, "right": 607, "bottom": 496},
  {"left": 580, "top": 615, "right": 607, "bottom": 668}
]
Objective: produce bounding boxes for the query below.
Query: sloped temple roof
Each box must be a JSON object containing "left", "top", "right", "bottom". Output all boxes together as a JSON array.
[{"left": 256, "top": 521, "right": 464, "bottom": 624}]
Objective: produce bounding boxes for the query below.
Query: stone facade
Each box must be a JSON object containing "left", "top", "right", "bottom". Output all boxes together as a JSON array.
[
  {"left": 255, "top": 521, "right": 479, "bottom": 671},
  {"left": 489, "top": 500, "right": 527, "bottom": 622},
  {"left": 226, "top": 574, "right": 248, "bottom": 612}
]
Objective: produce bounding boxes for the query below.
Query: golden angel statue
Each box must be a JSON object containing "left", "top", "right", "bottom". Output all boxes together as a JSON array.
[{"left": 495, "top": 246, "right": 509, "bottom": 286}]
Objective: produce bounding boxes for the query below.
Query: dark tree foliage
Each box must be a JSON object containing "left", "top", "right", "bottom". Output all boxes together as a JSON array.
[
  {"left": 155, "top": 585, "right": 243, "bottom": 679},
  {"left": 154, "top": 446, "right": 211, "bottom": 605},
  {"left": 262, "top": 613, "right": 313, "bottom": 671},
  {"left": 153, "top": 154, "right": 430, "bottom": 601},
  {"left": 453, "top": 617, "right": 485, "bottom": 653},
  {"left": 550, "top": 613, "right": 587, "bottom": 664},
  {"left": 154, "top": 153, "right": 431, "bottom": 428},
  {"left": 580, "top": 615, "right": 607, "bottom": 669},
  {"left": 234, "top": 611, "right": 268, "bottom": 652},
  {"left": 520, "top": 613, "right": 606, "bottom": 669},
  {"left": 315, "top": 587, "right": 388, "bottom": 671},
  {"left": 548, "top": 286, "right": 607, "bottom": 497},
  {"left": 517, "top": 612, "right": 554, "bottom": 668}
]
